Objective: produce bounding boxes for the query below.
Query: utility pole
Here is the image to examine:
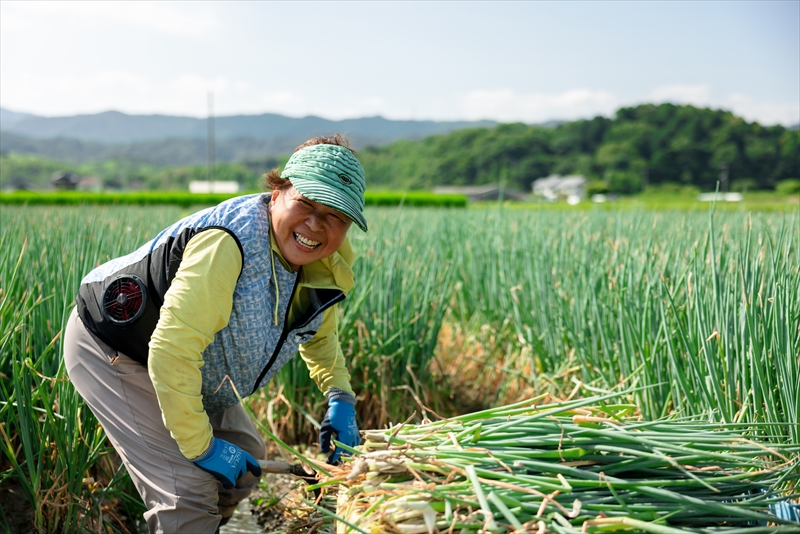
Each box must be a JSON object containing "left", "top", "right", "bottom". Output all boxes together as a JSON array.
[
  {"left": 719, "top": 163, "right": 729, "bottom": 192},
  {"left": 207, "top": 92, "right": 215, "bottom": 189}
]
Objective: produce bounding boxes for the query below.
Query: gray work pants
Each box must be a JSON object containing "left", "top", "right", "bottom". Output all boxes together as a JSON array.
[{"left": 63, "top": 308, "right": 267, "bottom": 533}]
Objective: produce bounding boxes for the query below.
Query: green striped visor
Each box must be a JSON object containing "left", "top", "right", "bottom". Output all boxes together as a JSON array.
[{"left": 280, "top": 144, "right": 368, "bottom": 232}]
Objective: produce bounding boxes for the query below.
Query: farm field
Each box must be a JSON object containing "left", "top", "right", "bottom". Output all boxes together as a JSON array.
[{"left": 0, "top": 201, "right": 798, "bottom": 532}]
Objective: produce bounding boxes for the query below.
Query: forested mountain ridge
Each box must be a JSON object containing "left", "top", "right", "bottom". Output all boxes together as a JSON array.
[
  {"left": 358, "top": 104, "right": 799, "bottom": 192},
  {"left": 0, "top": 108, "right": 495, "bottom": 145}
]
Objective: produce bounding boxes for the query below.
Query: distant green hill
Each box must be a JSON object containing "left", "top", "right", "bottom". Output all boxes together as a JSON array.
[
  {"left": 0, "top": 108, "right": 495, "bottom": 145},
  {"left": 358, "top": 104, "right": 799, "bottom": 193}
]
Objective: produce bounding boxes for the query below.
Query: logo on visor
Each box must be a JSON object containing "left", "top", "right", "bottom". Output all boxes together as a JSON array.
[{"left": 338, "top": 173, "right": 352, "bottom": 184}]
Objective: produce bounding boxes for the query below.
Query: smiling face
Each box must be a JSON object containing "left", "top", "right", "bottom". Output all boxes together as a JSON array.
[{"left": 269, "top": 186, "right": 352, "bottom": 270}]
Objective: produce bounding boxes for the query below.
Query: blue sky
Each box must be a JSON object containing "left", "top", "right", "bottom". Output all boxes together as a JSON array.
[{"left": 1, "top": 1, "right": 798, "bottom": 125}]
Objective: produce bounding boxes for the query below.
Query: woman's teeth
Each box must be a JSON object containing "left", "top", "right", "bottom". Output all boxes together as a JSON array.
[{"left": 294, "top": 232, "right": 321, "bottom": 249}]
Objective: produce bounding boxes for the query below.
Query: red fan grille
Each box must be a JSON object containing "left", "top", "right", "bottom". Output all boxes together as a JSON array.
[{"left": 102, "top": 275, "right": 146, "bottom": 325}]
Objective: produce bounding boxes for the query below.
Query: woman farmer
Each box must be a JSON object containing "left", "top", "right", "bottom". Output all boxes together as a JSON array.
[{"left": 63, "top": 135, "right": 365, "bottom": 533}]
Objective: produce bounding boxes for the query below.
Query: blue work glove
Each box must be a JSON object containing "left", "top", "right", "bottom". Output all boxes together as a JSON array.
[
  {"left": 319, "top": 391, "right": 359, "bottom": 464},
  {"left": 770, "top": 501, "right": 800, "bottom": 523},
  {"left": 193, "top": 437, "right": 261, "bottom": 490}
]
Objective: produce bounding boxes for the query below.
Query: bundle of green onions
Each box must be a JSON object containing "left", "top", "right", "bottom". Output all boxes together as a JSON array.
[{"left": 329, "top": 395, "right": 800, "bottom": 533}]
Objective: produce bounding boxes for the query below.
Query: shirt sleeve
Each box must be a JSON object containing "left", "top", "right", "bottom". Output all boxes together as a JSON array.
[
  {"left": 298, "top": 305, "right": 355, "bottom": 396},
  {"left": 147, "top": 229, "right": 243, "bottom": 459}
]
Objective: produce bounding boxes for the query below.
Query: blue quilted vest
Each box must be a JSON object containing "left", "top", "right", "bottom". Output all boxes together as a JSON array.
[{"left": 77, "top": 194, "right": 344, "bottom": 414}]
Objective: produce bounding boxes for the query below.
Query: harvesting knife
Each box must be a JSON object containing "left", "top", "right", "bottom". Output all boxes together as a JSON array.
[{"left": 257, "top": 459, "right": 319, "bottom": 495}]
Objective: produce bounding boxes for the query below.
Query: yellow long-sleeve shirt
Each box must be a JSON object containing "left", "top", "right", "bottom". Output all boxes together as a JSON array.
[{"left": 147, "top": 228, "right": 355, "bottom": 459}]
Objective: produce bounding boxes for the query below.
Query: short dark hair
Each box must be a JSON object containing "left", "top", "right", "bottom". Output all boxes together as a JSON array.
[{"left": 263, "top": 134, "right": 356, "bottom": 191}]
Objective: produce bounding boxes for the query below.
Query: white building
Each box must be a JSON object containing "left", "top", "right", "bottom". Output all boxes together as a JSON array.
[
  {"left": 189, "top": 181, "right": 240, "bottom": 194},
  {"left": 698, "top": 192, "right": 742, "bottom": 202},
  {"left": 532, "top": 175, "right": 587, "bottom": 201}
]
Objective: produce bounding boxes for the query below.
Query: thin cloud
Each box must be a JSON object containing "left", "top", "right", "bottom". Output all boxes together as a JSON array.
[
  {"left": 4, "top": 71, "right": 150, "bottom": 116},
  {"left": 641, "top": 85, "right": 797, "bottom": 125},
  {"left": 455, "top": 85, "right": 797, "bottom": 126},
  {"left": 724, "top": 93, "right": 800, "bottom": 126},
  {"left": 169, "top": 76, "right": 232, "bottom": 98},
  {"left": 648, "top": 84, "right": 712, "bottom": 106},
  {"left": 458, "top": 89, "right": 619, "bottom": 123},
  {"left": 260, "top": 92, "right": 307, "bottom": 116},
  {"left": 2, "top": 71, "right": 253, "bottom": 117}
]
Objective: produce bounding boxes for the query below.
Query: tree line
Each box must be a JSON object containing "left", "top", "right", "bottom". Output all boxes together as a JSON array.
[
  {"left": 0, "top": 154, "right": 280, "bottom": 192},
  {"left": 357, "top": 103, "right": 799, "bottom": 193}
]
